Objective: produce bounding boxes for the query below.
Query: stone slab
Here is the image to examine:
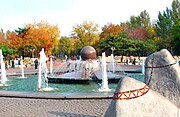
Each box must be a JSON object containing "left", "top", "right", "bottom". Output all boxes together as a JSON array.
[{"left": 145, "top": 49, "right": 180, "bottom": 108}]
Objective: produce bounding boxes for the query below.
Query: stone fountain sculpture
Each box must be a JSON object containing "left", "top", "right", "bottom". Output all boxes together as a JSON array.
[
  {"left": 105, "top": 49, "right": 180, "bottom": 116},
  {"left": 145, "top": 49, "right": 180, "bottom": 108},
  {"left": 48, "top": 46, "right": 125, "bottom": 84}
]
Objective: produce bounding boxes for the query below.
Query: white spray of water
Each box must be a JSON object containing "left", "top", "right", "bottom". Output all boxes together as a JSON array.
[
  {"left": 98, "top": 52, "right": 111, "bottom": 92},
  {"left": 0, "top": 50, "right": 6, "bottom": 85},
  {"left": 38, "top": 48, "right": 53, "bottom": 91},
  {"left": 19, "top": 56, "right": 26, "bottom": 78},
  {"left": 50, "top": 57, "right": 53, "bottom": 74},
  {"left": 111, "top": 54, "right": 115, "bottom": 73},
  {"left": 142, "top": 59, "right": 145, "bottom": 75}
]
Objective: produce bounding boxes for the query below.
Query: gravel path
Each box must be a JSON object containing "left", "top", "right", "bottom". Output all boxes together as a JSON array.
[{"left": 0, "top": 97, "right": 111, "bottom": 117}]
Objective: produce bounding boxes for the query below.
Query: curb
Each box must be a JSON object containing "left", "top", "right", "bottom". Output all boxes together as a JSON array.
[{"left": 0, "top": 91, "right": 113, "bottom": 100}]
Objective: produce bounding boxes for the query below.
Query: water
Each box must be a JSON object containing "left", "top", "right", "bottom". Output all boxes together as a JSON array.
[
  {"left": 126, "top": 73, "right": 145, "bottom": 82},
  {"left": 0, "top": 50, "right": 7, "bottom": 85},
  {"left": 111, "top": 54, "right": 115, "bottom": 73},
  {"left": 50, "top": 57, "right": 53, "bottom": 74},
  {"left": 38, "top": 48, "right": 51, "bottom": 90},
  {"left": 98, "top": 52, "right": 111, "bottom": 92},
  {"left": 19, "top": 56, "right": 26, "bottom": 78},
  {"left": 0, "top": 74, "right": 143, "bottom": 93},
  {"left": 142, "top": 59, "right": 145, "bottom": 75}
]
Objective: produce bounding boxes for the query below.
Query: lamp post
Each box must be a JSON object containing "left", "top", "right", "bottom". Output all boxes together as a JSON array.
[
  {"left": 30, "top": 49, "right": 35, "bottom": 58},
  {"left": 111, "top": 47, "right": 115, "bottom": 55}
]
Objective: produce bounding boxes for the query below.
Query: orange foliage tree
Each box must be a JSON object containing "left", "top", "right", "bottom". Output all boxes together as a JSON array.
[
  {"left": 7, "top": 32, "right": 23, "bottom": 57},
  {"left": 7, "top": 22, "right": 60, "bottom": 58},
  {"left": 100, "top": 24, "right": 123, "bottom": 40}
]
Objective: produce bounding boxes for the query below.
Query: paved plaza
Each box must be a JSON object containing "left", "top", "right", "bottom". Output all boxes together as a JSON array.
[{"left": 0, "top": 97, "right": 111, "bottom": 117}]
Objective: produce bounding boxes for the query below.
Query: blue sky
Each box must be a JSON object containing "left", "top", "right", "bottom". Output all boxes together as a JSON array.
[{"left": 0, "top": 0, "right": 173, "bottom": 36}]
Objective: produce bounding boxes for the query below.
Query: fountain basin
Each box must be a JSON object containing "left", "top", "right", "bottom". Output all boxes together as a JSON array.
[
  {"left": 48, "top": 70, "right": 127, "bottom": 84},
  {"left": 0, "top": 74, "right": 144, "bottom": 93},
  {"left": 1, "top": 75, "right": 116, "bottom": 93}
]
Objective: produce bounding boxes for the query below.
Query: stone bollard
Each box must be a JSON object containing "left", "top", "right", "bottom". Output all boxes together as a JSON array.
[
  {"left": 105, "top": 77, "right": 179, "bottom": 117},
  {"left": 145, "top": 49, "right": 180, "bottom": 108}
]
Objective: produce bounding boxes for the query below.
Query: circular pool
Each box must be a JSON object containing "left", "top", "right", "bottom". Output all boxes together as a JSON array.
[{"left": 1, "top": 73, "right": 144, "bottom": 94}]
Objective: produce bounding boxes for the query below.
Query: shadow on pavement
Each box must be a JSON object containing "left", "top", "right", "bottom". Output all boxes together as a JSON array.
[{"left": 49, "top": 111, "right": 98, "bottom": 117}]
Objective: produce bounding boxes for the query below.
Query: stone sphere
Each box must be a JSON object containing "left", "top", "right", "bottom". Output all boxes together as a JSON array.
[{"left": 80, "top": 46, "right": 97, "bottom": 60}]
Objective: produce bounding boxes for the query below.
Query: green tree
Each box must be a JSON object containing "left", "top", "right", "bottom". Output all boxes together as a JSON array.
[
  {"left": 155, "top": 0, "right": 180, "bottom": 50},
  {"left": 58, "top": 36, "right": 73, "bottom": 56},
  {"left": 172, "top": 19, "right": 180, "bottom": 55},
  {"left": 0, "top": 43, "right": 15, "bottom": 59},
  {"left": 155, "top": 8, "right": 173, "bottom": 43},
  {"left": 121, "top": 10, "right": 155, "bottom": 40},
  {"left": 71, "top": 21, "right": 100, "bottom": 50},
  {"left": 171, "top": 0, "right": 180, "bottom": 22},
  {"left": 98, "top": 36, "right": 118, "bottom": 55},
  {"left": 99, "top": 36, "right": 157, "bottom": 56},
  {"left": 129, "top": 10, "right": 151, "bottom": 29}
]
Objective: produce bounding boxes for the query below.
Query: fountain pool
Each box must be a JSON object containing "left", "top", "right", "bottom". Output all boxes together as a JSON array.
[{"left": 0, "top": 74, "right": 144, "bottom": 93}]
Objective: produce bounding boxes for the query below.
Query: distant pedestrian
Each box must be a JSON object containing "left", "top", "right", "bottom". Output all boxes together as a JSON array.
[
  {"left": 133, "top": 58, "right": 136, "bottom": 65},
  {"left": 11, "top": 60, "right": 15, "bottom": 68},
  {"left": 5, "top": 61, "right": 8, "bottom": 69},
  {"left": 125, "top": 59, "right": 129, "bottom": 65},
  {"left": 54, "top": 57, "right": 56, "bottom": 63},
  {"left": 65, "top": 55, "right": 68, "bottom": 62},
  {"left": 34, "top": 59, "right": 38, "bottom": 69},
  {"left": 71, "top": 55, "right": 75, "bottom": 60}
]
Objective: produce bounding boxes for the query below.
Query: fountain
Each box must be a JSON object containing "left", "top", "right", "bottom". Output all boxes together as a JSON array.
[
  {"left": 142, "top": 59, "right": 145, "bottom": 75},
  {"left": 176, "top": 57, "right": 179, "bottom": 66},
  {"left": 0, "top": 50, "right": 7, "bottom": 86},
  {"left": 48, "top": 46, "right": 126, "bottom": 84},
  {"left": 38, "top": 48, "right": 53, "bottom": 91},
  {"left": 111, "top": 54, "right": 115, "bottom": 73},
  {"left": 98, "top": 52, "right": 111, "bottom": 92},
  {"left": 0, "top": 46, "right": 144, "bottom": 93},
  {"left": 19, "top": 56, "right": 26, "bottom": 78},
  {"left": 49, "top": 57, "right": 53, "bottom": 74}
]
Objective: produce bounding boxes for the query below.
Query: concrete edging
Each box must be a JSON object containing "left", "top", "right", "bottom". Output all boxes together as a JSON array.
[{"left": 0, "top": 91, "right": 113, "bottom": 100}]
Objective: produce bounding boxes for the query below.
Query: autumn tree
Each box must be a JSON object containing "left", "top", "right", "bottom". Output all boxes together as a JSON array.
[
  {"left": 0, "top": 29, "right": 5, "bottom": 40},
  {"left": 129, "top": 27, "right": 149, "bottom": 40},
  {"left": 0, "top": 30, "right": 16, "bottom": 59},
  {"left": 71, "top": 21, "right": 100, "bottom": 51},
  {"left": 6, "top": 22, "right": 60, "bottom": 58},
  {"left": 26, "top": 22, "right": 60, "bottom": 56},
  {"left": 14, "top": 27, "right": 31, "bottom": 57},
  {"left": 100, "top": 23, "right": 123, "bottom": 40},
  {"left": 121, "top": 10, "right": 155, "bottom": 40},
  {"left": 7, "top": 31, "right": 23, "bottom": 57}
]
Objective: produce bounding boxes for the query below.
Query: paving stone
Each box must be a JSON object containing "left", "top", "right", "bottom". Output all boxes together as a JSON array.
[{"left": 0, "top": 97, "right": 111, "bottom": 117}]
